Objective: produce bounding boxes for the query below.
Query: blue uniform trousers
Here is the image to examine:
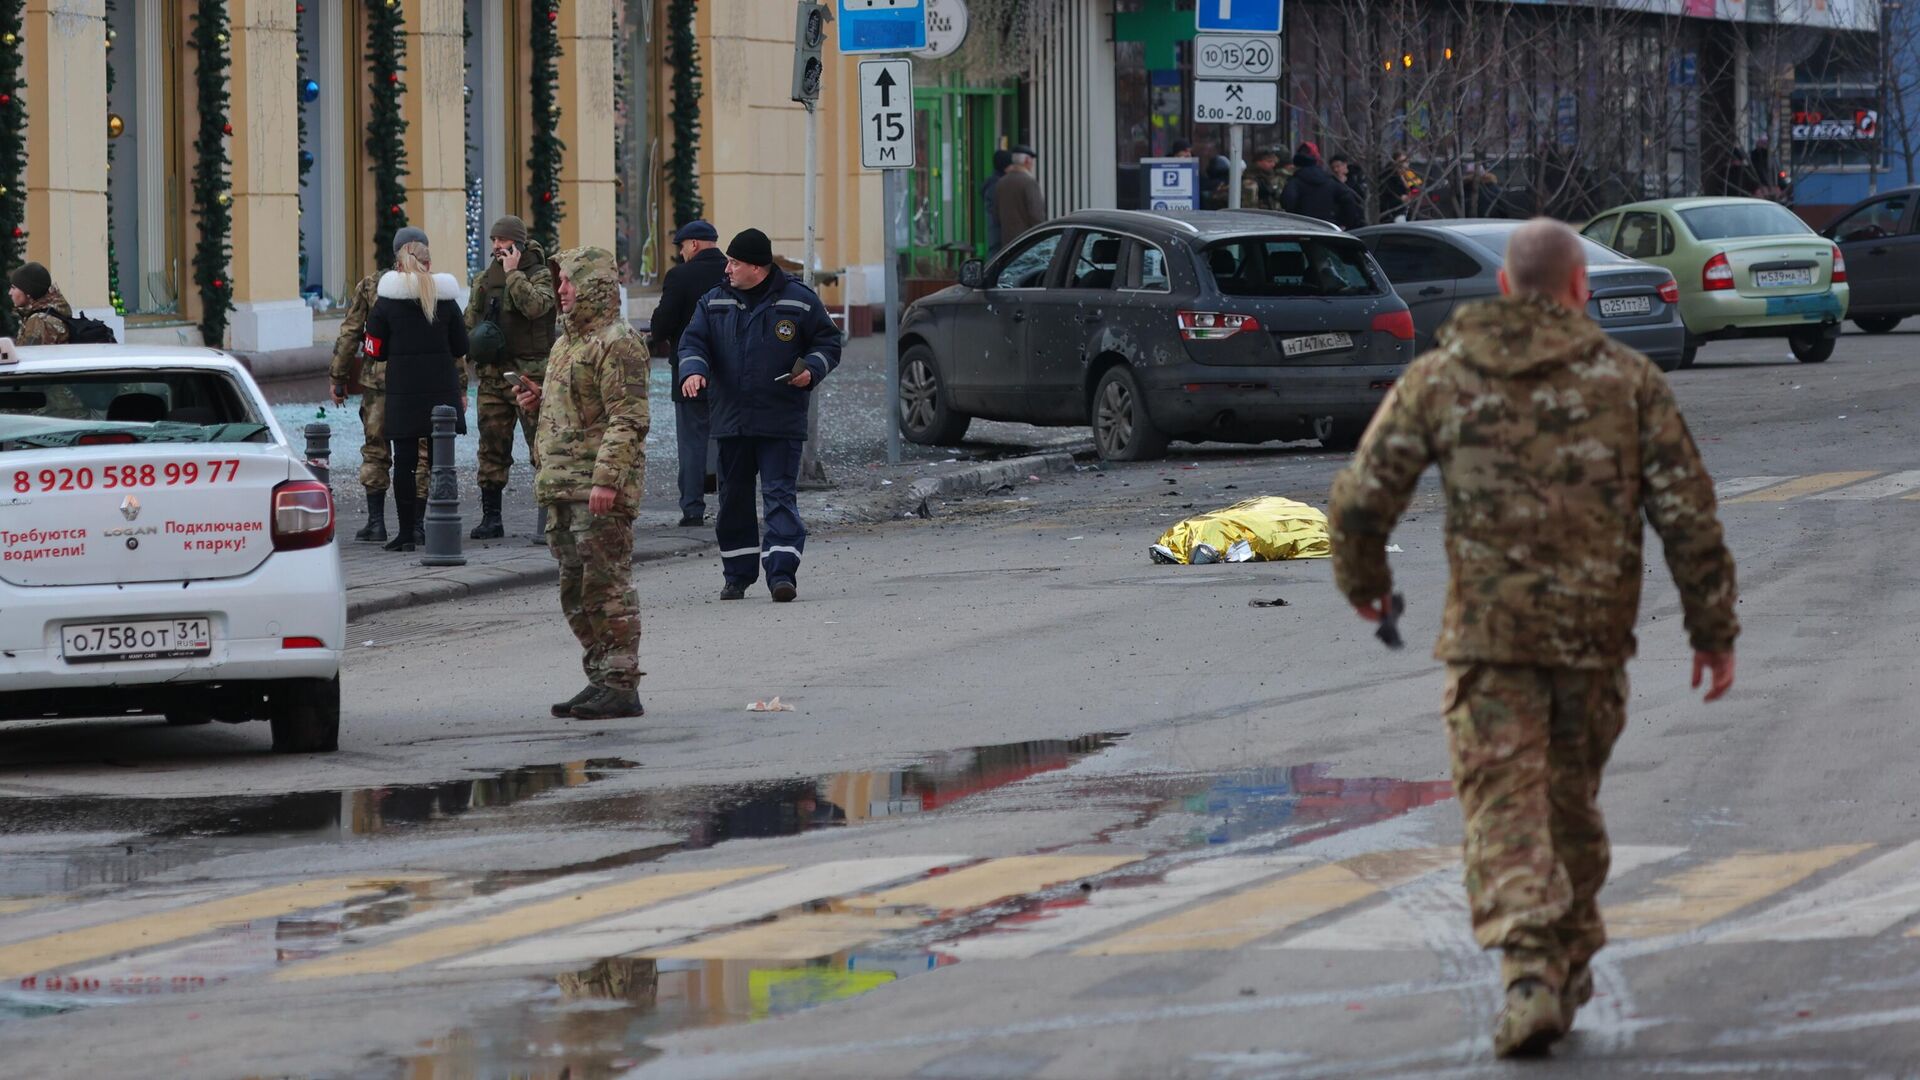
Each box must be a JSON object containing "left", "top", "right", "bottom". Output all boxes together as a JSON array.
[
  {"left": 675, "top": 396, "right": 711, "bottom": 519},
  {"left": 717, "top": 436, "right": 806, "bottom": 586}
]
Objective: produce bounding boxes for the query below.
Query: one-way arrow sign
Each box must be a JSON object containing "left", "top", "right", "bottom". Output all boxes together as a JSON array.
[{"left": 859, "top": 58, "right": 915, "bottom": 169}]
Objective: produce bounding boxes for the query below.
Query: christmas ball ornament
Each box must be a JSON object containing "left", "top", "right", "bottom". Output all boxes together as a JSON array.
[
  {"left": 221, "top": 122, "right": 233, "bottom": 136},
  {"left": 385, "top": 0, "right": 397, "bottom": 7},
  {"left": 108, "top": 113, "right": 124, "bottom": 138},
  {"left": 215, "top": 31, "right": 227, "bottom": 45},
  {"left": 3, "top": 32, "right": 15, "bottom": 45},
  {"left": 299, "top": 149, "right": 314, "bottom": 169},
  {"left": 0, "top": 185, "right": 9, "bottom": 196},
  {"left": 1, "top": 95, "right": 11, "bottom": 106},
  {"left": 390, "top": 204, "right": 402, "bottom": 215},
  {"left": 548, "top": 11, "right": 558, "bottom": 23},
  {"left": 300, "top": 79, "right": 320, "bottom": 103},
  {"left": 542, "top": 191, "right": 554, "bottom": 203},
  {"left": 216, "top": 192, "right": 231, "bottom": 207},
  {"left": 11, "top": 227, "right": 22, "bottom": 239},
  {"left": 213, "top": 278, "right": 224, "bottom": 289},
  {"left": 388, "top": 73, "right": 399, "bottom": 84}
]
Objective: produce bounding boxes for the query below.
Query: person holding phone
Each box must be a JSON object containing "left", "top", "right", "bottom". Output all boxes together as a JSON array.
[
  {"left": 677, "top": 228, "right": 842, "bottom": 603},
  {"left": 464, "top": 215, "right": 558, "bottom": 541}
]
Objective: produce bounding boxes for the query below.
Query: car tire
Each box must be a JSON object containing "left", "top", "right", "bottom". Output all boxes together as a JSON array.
[
  {"left": 1679, "top": 336, "right": 1699, "bottom": 370},
  {"left": 1092, "top": 365, "right": 1170, "bottom": 461},
  {"left": 270, "top": 676, "right": 340, "bottom": 753},
  {"left": 1318, "top": 419, "right": 1368, "bottom": 453},
  {"left": 1789, "top": 330, "right": 1835, "bottom": 364},
  {"left": 1853, "top": 315, "right": 1903, "bottom": 334},
  {"left": 899, "top": 345, "right": 971, "bottom": 446}
]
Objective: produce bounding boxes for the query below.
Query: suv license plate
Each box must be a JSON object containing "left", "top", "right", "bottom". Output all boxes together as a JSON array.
[
  {"left": 1281, "top": 332, "right": 1353, "bottom": 357},
  {"left": 61, "top": 618, "right": 213, "bottom": 664},
  {"left": 1598, "top": 296, "right": 1652, "bottom": 318},
  {"left": 1755, "top": 268, "right": 1814, "bottom": 288}
]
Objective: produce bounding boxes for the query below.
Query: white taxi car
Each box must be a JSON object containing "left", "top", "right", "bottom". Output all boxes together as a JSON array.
[{"left": 0, "top": 340, "right": 344, "bottom": 752}]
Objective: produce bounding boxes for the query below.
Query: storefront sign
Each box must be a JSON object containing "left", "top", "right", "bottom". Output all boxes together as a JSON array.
[
  {"left": 1793, "top": 108, "right": 1879, "bottom": 141},
  {"left": 913, "top": 0, "right": 969, "bottom": 60}
]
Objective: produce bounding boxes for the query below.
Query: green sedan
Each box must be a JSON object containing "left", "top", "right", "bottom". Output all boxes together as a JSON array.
[{"left": 1582, "top": 198, "right": 1849, "bottom": 366}]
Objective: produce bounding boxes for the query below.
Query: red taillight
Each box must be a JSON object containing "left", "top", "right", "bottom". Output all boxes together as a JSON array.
[
  {"left": 272, "top": 479, "right": 334, "bottom": 551},
  {"left": 1831, "top": 244, "right": 1847, "bottom": 284},
  {"left": 281, "top": 636, "right": 326, "bottom": 649},
  {"left": 1177, "top": 310, "right": 1261, "bottom": 341},
  {"left": 1370, "top": 310, "right": 1415, "bottom": 341},
  {"left": 1702, "top": 252, "right": 1734, "bottom": 291},
  {"left": 76, "top": 433, "right": 137, "bottom": 445},
  {"left": 1658, "top": 278, "right": 1680, "bottom": 304}
]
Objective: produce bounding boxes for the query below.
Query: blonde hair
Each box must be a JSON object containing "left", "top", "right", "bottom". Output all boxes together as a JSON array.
[{"left": 394, "top": 242, "right": 436, "bottom": 320}]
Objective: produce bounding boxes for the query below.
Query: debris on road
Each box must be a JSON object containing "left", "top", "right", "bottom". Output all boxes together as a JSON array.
[
  {"left": 747, "top": 697, "right": 796, "bottom": 712},
  {"left": 1148, "top": 497, "right": 1332, "bottom": 565},
  {"left": 1249, "top": 597, "right": 1291, "bottom": 608}
]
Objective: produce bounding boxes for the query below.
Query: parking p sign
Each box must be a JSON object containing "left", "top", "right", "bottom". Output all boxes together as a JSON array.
[{"left": 1142, "top": 158, "right": 1197, "bottom": 211}]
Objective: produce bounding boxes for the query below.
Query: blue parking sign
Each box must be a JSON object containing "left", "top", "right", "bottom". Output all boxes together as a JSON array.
[
  {"left": 1195, "top": 0, "right": 1282, "bottom": 34},
  {"left": 839, "top": 0, "right": 929, "bottom": 54}
]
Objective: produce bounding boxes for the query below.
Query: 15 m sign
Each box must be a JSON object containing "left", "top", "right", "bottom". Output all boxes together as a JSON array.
[{"left": 859, "top": 58, "right": 916, "bottom": 169}]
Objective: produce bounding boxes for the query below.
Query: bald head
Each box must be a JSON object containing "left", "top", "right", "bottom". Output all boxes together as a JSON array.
[{"left": 1500, "top": 218, "right": 1589, "bottom": 313}]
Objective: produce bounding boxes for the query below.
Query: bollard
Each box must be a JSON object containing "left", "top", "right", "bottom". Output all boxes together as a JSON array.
[
  {"left": 420, "top": 404, "right": 466, "bottom": 566},
  {"left": 303, "top": 420, "right": 331, "bottom": 489}
]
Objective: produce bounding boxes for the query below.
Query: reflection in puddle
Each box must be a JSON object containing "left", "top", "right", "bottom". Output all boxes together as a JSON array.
[{"left": 1176, "top": 763, "right": 1454, "bottom": 847}]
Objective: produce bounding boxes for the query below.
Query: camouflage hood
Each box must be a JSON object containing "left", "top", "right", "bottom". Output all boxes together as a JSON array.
[
  {"left": 1437, "top": 293, "right": 1609, "bottom": 378},
  {"left": 554, "top": 247, "right": 621, "bottom": 336},
  {"left": 17, "top": 284, "right": 71, "bottom": 319}
]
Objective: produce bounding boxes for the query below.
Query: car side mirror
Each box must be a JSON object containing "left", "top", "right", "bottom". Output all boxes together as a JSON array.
[{"left": 959, "top": 259, "right": 987, "bottom": 289}]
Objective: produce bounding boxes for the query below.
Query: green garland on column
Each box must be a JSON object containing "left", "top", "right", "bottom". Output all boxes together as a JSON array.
[
  {"left": 105, "top": 2, "right": 125, "bottom": 314},
  {"left": 364, "top": 0, "right": 408, "bottom": 271},
  {"left": 0, "top": 0, "right": 28, "bottom": 337},
  {"left": 297, "top": 11, "right": 310, "bottom": 290},
  {"left": 189, "top": 0, "right": 233, "bottom": 348},
  {"left": 666, "top": 0, "right": 703, "bottom": 224},
  {"left": 528, "top": 0, "right": 565, "bottom": 252}
]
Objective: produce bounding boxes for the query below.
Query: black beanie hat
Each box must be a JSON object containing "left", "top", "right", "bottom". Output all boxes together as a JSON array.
[
  {"left": 9, "top": 262, "right": 50, "bottom": 301},
  {"left": 726, "top": 228, "right": 774, "bottom": 268}
]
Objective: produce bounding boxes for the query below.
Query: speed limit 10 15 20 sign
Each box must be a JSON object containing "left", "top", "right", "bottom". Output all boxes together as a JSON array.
[{"left": 1194, "top": 34, "right": 1280, "bottom": 80}]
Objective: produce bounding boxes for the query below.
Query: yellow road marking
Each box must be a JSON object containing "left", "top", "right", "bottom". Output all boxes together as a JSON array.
[
  {"left": 1605, "top": 845, "right": 1868, "bottom": 940},
  {"left": 1077, "top": 848, "right": 1456, "bottom": 956},
  {"left": 0, "top": 876, "right": 438, "bottom": 980},
  {"left": 843, "top": 855, "right": 1142, "bottom": 913},
  {"left": 0, "top": 897, "right": 54, "bottom": 917},
  {"left": 278, "top": 865, "right": 780, "bottom": 981},
  {"left": 647, "top": 913, "right": 925, "bottom": 961},
  {"left": 1725, "top": 472, "right": 1879, "bottom": 503}
]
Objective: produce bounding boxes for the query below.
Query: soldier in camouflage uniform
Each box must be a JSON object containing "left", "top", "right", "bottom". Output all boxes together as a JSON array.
[
  {"left": 1240, "top": 148, "right": 1282, "bottom": 210},
  {"left": 513, "top": 247, "right": 649, "bottom": 721},
  {"left": 1327, "top": 219, "right": 1739, "bottom": 1058},
  {"left": 464, "top": 215, "right": 556, "bottom": 540},
  {"left": 9, "top": 263, "right": 72, "bottom": 345}
]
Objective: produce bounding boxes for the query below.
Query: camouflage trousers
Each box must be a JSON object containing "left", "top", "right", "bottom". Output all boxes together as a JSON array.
[
  {"left": 475, "top": 368, "right": 540, "bottom": 489},
  {"left": 547, "top": 501, "right": 641, "bottom": 692},
  {"left": 357, "top": 387, "right": 429, "bottom": 497},
  {"left": 1444, "top": 662, "right": 1629, "bottom": 990}
]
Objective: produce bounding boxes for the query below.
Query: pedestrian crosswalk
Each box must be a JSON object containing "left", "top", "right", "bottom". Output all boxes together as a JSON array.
[
  {"left": 4, "top": 840, "right": 1919, "bottom": 992},
  {"left": 1719, "top": 470, "right": 1920, "bottom": 503}
]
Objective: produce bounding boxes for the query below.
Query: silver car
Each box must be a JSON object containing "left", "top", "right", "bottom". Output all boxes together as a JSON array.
[{"left": 1354, "top": 219, "right": 1688, "bottom": 371}]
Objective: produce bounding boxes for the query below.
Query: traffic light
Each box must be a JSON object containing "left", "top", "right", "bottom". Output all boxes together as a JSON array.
[{"left": 792, "top": 0, "right": 830, "bottom": 106}]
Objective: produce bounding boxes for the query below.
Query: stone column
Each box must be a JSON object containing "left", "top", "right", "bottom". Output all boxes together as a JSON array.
[
  {"left": 556, "top": 0, "right": 614, "bottom": 253},
  {"left": 228, "top": 0, "right": 311, "bottom": 351},
  {"left": 24, "top": 0, "right": 115, "bottom": 333},
  {"left": 401, "top": 0, "right": 468, "bottom": 289}
]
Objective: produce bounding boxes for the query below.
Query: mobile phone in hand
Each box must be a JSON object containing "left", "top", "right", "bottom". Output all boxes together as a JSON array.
[
  {"left": 774, "top": 373, "right": 794, "bottom": 383},
  {"left": 505, "top": 371, "right": 530, "bottom": 392}
]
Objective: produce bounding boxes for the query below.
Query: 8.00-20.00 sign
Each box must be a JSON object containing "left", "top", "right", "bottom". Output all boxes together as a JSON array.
[{"left": 1193, "top": 81, "right": 1276, "bottom": 126}]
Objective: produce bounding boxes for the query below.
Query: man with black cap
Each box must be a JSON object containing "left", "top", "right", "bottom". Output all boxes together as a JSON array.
[
  {"left": 464, "top": 214, "right": 558, "bottom": 540},
  {"left": 647, "top": 220, "right": 728, "bottom": 526},
  {"left": 994, "top": 144, "right": 1049, "bottom": 244},
  {"left": 1280, "top": 142, "right": 1366, "bottom": 230},
  {"left": 9, "top": 262, "right": 73, "bottom": 345},
  {"left": 677, "top": 228, "right": 842, "bottom": 602}
]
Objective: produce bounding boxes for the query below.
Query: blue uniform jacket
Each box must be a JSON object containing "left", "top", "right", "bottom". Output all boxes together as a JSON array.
[{"left": 677, "top": 267, "right": 842, "bottom": 441}]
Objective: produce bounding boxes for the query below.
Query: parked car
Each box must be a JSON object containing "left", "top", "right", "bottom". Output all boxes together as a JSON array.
[
  {"left": 1819, "top": 185, "right": 1920, "bottom": 334},
  {"left": 1581, "top": 197, "right": 1849, "bottom": 366},
  {"left": 0, "top": 342, "right": 344, "bottom": 751},
  {"left": 895, "top": 210, "right": 1416, "bottom": 459},
  {"left": 1353, "top": 219, "right": 1688, "bottom": 370}
]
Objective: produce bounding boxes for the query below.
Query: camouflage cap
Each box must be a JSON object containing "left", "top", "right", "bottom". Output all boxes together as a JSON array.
[{"left": 553, "top": 247, "right": 617, "bottom": 286}]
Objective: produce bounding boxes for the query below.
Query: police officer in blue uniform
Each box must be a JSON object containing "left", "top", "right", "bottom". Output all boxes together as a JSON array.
[{"left": 677, "top": 228, "right": 842, "bottom": 603}]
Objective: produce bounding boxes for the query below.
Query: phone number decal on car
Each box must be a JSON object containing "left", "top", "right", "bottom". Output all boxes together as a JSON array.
[{"left": 9, "top": 460, "right": 242, "bottom": 494}]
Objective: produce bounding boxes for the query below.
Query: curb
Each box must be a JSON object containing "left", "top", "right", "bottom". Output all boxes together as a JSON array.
[{"left": 343, "top": 447, "right": 1090, "bottom": 622}]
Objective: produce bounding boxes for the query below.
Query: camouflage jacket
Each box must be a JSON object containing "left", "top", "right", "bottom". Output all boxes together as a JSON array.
[
  {"left": 329, "top": 274, "right": 382, "bottom": 389},
  {"left": 1328, "top": 293, "right": 1739, "bottom": 667},
  {"left": 463, "top": 239, "right": 557, "bottom": 377},
  {"left": 15, "top": 285, "right": 73, "bottom": 345},
  {"left": 533, "top": 247, "right": 650, "bottom": 514}
]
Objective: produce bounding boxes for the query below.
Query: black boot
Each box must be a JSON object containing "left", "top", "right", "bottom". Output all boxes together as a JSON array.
[
  {"left": 353, "top": 490, "right": 388, "bottom": 543},
  {"left": 384, "top": 494, "right": 417, "bottom": 552},
  {"left": 471, "top": 486, "right": 506, "bottom": 540},
  {"left": 569, "top": 686, "right": 644, "bottom": 720},
  {"left": 551, "top": 684, "right": 599, "bottom": 718}
]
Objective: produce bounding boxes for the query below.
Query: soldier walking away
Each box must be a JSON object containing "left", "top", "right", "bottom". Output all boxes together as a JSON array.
[
  {"left": 677, "top": 228, "right": 841, "bottom": 603},
  {"left": 646, "top": 220, "right": 728, "bottom": 527},
  {"left": 465, "top": 215, "right": 558, "bottom": 541},
  {"left": 512, "top": 248, "right": 650, "bottom": 721},
  {"left": 365, "top": 238, "right": 469, "bottom": 554},
  {"left": 1327, "top": 219, "right": 1739, "bottom": 1058},
  {"left": 9, "top": 263, "right": 113, "bottom": 345}
]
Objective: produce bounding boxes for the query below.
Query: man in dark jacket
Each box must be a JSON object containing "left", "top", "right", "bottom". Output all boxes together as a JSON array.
[
  {"left": 1281, "top": 144, "right": 1367, "bottom": 230},
  {"left": 647, "top": 220, "right": 728, "bottom": 526},
  {"left": 463, "top": 214, "right": 557, "bottom": 539},
  {"left": 993, "top": 145, "right": 1049, "bottom": 246},
  {"left": 982, "top": 149, "right": 1013, "bottom": 253},
  {"left": 677, "top": 229, "right": 842, "bottom": 603}
]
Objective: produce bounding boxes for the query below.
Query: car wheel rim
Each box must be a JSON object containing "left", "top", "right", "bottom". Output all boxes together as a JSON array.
[
  {"left": 1097, "top": 379, "right": 1133, "bottom": 454},
  {"left": 902, "top": 359, "right": 938, "bottom": 432}
]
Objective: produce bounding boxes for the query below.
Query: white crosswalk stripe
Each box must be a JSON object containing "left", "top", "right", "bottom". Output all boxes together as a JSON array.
[
  {"left": 1808, "top": 469, "right": 1920, "bottom": 500},
  {"left": 1712, "top": 840, "right": 1920, "bottom": 943},
  {"left": 1714, "top": 476, "right": 1794, "bottom": 499}
]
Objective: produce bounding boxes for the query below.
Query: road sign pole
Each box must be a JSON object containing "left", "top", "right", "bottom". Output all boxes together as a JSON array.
[
  {"left": 882, "top": 167, "right": 903, "bottom": 466},
  {"left": 798, "top": 96, "right": 828, "bottom": 487},
  {"left": 1228, "top": 124, "right": 1245, "bottom": 210}
]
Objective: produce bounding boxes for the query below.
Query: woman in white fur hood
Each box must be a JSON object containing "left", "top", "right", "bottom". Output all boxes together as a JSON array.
[{"left": 364, "top": 236, "right": 468, "bottom": 552}]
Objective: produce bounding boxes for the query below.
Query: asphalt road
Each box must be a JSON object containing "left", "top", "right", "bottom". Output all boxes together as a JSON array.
[{"left": 3, "top": 330, "right": 1919, "bottom": 1078}]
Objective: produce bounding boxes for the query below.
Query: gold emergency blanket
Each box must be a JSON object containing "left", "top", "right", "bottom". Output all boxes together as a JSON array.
[{"left": 1149, "top": 496, "right": 1332, "bottom": 564}]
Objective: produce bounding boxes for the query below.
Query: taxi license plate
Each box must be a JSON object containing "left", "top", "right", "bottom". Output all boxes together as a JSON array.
[
  {"left": 1281, "top": 332, "right": 1353, "bottom": 358},
  {"left": 1755, "top": 268, "right": 1814, "bottom": 288},
  {"left": 1598, "top": 296, "right": 1651, "bottom": 318},
  {"left": 61, "top": 618, "right": 213, "bottom": 664}
]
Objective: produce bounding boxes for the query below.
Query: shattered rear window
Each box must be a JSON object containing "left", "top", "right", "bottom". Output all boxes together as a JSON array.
[
  {"left": 1202, "top": 236, "right": 1383, "bottom": 298},
  {"left": 0, "top": 369, "right": 270, "bottom": 450}
]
